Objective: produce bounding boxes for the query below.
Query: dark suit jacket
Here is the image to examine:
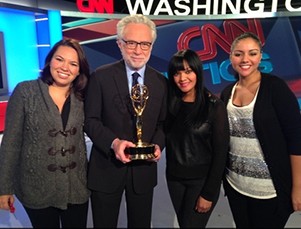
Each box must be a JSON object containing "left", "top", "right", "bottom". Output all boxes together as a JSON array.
[{"left": 84, "top": 60, "right": 167, "bottom": 194}]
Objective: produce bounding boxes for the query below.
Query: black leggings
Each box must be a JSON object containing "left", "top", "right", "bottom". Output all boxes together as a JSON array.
[
  {"left": 166, "top": 174, "right": 219, "bottom": 228},
  {"left": 223, "top": 179, "right": 291, "bottom": 228},
  {"left": 24, "top": 201, "right": 89, "bottom": 228}
]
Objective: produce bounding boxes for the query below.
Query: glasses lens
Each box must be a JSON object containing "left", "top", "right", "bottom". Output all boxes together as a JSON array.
[
  {"left": 140, "top": 43, "right": 151, "bottom": 50},
  {"left": 127, "top": 41, "right": 136, "bottom": 49}
]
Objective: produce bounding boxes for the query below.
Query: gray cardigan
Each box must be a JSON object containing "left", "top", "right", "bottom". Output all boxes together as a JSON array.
[{"left": 0, "top": 79, "right": 90, "bottom": 210}]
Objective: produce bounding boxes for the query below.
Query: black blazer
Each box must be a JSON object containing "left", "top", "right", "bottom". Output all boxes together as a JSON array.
[{"left": 84, "top": 60, "right": 167, "bottom": 194}]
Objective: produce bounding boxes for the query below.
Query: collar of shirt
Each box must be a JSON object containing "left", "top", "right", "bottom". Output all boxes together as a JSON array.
[{"left": 125, "top": 64, "right": 146, "bottom": 92}]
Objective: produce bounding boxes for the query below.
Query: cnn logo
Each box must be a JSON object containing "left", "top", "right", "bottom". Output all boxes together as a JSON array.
[{"left": 77, "top": 0, "right": 114, "bottom": 13}]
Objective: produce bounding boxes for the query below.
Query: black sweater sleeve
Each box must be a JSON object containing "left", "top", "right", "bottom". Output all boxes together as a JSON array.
[{"left": 201, "top": 99, "right": 230, "bottom": 201}]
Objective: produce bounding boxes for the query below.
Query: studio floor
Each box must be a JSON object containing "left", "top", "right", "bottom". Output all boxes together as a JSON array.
[{"left": 1, "top": 139, "right": 301, "bottom": 228}]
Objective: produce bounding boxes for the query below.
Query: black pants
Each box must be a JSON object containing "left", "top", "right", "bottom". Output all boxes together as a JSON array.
[
  {"left": 91, "top": 167, "right": 154, "bottom": 228},
  {"left": 24, "top": 201, "right": 89, "bottom": 228},
  {"left": 166, "top": 174, "right": 219, "bottom": 228},
  {"left": 223, "top": 179, "right": 291, "bottom": 228}
]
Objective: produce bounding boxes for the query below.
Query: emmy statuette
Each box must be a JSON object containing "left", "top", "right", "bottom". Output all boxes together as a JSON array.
[{"left": 127, "top": 84, "right": 155, "bottom": 160}]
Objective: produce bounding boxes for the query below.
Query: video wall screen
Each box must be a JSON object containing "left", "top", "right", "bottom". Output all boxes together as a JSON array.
[{"left": 62, "top": 14, "right": 301, "bottom": 106}]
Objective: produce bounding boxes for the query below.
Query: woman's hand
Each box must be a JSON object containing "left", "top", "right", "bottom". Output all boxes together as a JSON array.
[
  {"left": 195, "top": 196, "right": 212, "bottom": 213},
  {"left": 0, "top": 195, "right": 14, "bottom": 211}
]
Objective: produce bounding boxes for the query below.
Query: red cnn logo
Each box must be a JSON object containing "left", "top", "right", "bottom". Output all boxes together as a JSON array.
[
  {"left": 77, "top": 0, "right": 114, "bottom": 13},
  {"left": 177, "top": 19, "right": 265, "bottom": 61}
]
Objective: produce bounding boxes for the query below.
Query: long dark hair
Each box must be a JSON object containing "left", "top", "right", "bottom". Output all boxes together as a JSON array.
[
  {"left": 167, "top": 49, "right": 210, "bottom": 127},
  {"left": 39, "top": 38, "right": 90, "bottom": 100}
]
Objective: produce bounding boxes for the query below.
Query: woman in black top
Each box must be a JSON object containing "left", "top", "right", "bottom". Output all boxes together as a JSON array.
[{"left": 165, "top": 49, "right": 229, "bottom": 228}]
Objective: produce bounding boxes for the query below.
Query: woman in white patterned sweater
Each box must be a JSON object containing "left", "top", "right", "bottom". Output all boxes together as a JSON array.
[{"left": 220, "top": 32, "right": 301, "bottom": 228}]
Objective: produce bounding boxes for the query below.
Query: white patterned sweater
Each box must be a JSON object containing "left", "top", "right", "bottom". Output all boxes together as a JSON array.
[{"left": 225, "top": 83, "right": 277, "bottom": 199}]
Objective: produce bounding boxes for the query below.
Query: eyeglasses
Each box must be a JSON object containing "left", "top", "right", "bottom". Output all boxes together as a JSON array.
[{"left": 121, "top": 39, "right": 152, "bottom": 50}]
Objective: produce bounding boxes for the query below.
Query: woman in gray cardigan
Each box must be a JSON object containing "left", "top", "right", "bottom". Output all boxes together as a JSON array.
[{"left": 0, "top": 39, "right": 91, "bottom": 228}]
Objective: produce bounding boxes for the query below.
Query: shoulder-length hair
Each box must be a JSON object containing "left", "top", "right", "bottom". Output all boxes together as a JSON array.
[
  {"left": 39, "top": 38, "right": 90, "bottom": 100},
  {"left": 167, "top": 49, "right": 210, "bottom": 127}
]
